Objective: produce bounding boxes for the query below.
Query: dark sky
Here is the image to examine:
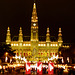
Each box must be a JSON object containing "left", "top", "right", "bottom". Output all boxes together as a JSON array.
[{"left": 0, "top": 0, "right": 75, "bottom": 43}]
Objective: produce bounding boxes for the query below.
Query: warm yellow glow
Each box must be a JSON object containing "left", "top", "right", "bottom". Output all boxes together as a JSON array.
[
  {"left": 41, "top": 44, "right": 43, "bottom": 46},
  {"left": 18, "top": 64, "right": 20, "bottom": 66},
  {"left": 5, "top": 56, "right": 8, "bottom": 62},
  {"left": 29, "top": 44, "right": 31, "bottom": 46},
  {"left": 0, "top": 65, "right": 2, "bottom": 69},
  {"left": 14, "top": 44, "right": 16, "bottom": 46},
  {"left": 26, "top": 44, "right": 28, "bottom": 46},
  {"left": 59, "top": 44, "right": 61, "bottom": 46},
  {"left": 16, "top": 44, "right": 18, "bottom": 46},
  {"left": 53, "top": 44, "right": 55, "bottom": 46},
  {"left": 5, "top": 52, "right": 8, "bottom": 55},
  {"left": 44, "top": 44, "right": 46, "bottom": 46},
  {"left": 47, "top": 28, "right": 49, "bottom": 32},
  {"left": 23, "top": 44, "right": 25, "bottom": 46},
  {"left": 33, "top": 23, "right": 36, "bottom": 26},
  {"left": 10, "top": 59, "right": 12, "bottom": 63},
  {"left": 47, "top": 43, "right": 49, "bottom": 46},
  {"left": 51, "top": 44, "right": 52, "bottom": 46},
  {"left": 59, "top": 28, "right": 61, "bottom": 32},
  {"left": 38, "top": 44, "right": 40, "bottom": 46},
  {"left": 11, "top": 44, "right": 13, "bottom": 46},
  {"left": 48, "top": 55, "right": 58, "bottom": 61},
  {"left": 20, "top": 43, "right": 22, "bottom": 46},
  {"left": 56, "top": 44, "right": 58, "bottom": 46},
  {"left": 34, "top": 3, "right": 36, "bottom": 9}
]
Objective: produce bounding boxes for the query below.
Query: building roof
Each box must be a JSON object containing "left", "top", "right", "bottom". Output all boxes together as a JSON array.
[{"left": 12, "top": 36, "right": 57, "bottom": 41}]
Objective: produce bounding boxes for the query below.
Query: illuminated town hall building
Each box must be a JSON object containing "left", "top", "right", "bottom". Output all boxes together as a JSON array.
[{"left": 6, "top": 3, "right": 65, "bottom": 61}]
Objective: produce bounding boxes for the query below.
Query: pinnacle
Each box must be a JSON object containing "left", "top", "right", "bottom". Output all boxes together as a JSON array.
[
  {"left": 20, "top": 27, "right": 22, "bottom": 30},
  {"left": 8, "top": 27, "right": 10, "bottom": 30}
]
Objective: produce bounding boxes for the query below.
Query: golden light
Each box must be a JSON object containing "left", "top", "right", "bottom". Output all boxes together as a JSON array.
[
  {"left": 11, "top": 44, "right": 13, "bottom": 46},
  {"left": 51, "top": 44, "right": 52, "bottom": 46},
  {"left": 38, "top": 44, "right": 40, "bottom": 46},
  {"left": 5, "top": 52, "right": 8, "bottom": 55},
  {"left": 14, "top": 44, "right": 16, "bottom": 46},
  {"left": 34, "top": 3, "right": 36, "bottom": 9},
  {"left": 43, "top": 44, "right": 46, "bottom": 46},
  {"left": 56, "top": 44, "right": 58, "bottom": 46},
  {"left": 53, "top": 44, "right": 55, "bottom": 46},
  {"left": 23, "top": 44, "right": 25, "bottom": 46},
  {"left": 29, "top": 44, "right": 31, "bottom": 46},
  {"left": 0, "top": 65, "right": 2, "bottom": 69},
  {"left": 33, "top": 23, "right": 36, "bottom": 26}
]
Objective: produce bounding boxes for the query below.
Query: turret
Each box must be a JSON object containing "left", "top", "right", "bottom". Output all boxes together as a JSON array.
[
  {"left": 18, "top": 27, "right": 23, "bottom": 42},
  {"left": 6, "top": 27, "right": 11, "bottom": 44},
  {"left": 58, "top": 28, "right": 63, "bottom": 46},
  {"left": 31, "top": 3, "right": 38, "bottom": 41},
  {"left": 46, "top": 27, "right": 50, "bottom": 42}
]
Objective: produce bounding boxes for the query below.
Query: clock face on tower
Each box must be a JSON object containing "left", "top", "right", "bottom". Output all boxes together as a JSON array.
[{"left": 33, "top": 23, "right": 36, "bottom": 26}]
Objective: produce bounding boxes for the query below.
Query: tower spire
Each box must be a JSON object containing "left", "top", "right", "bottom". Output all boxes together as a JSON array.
[
  {"left": 6, "top": 27, "right": 11, "bottom": 44},
  {"left": 31, "top": 2, "right": 38, "bottom": 22},
  {"left": 31, "top": 2, "right": 38, "bottom": 41},
  {"left": 58, "top": 28, "right": 63, "bottom": 46},
  {"left": 46, "top": 27, "right": 50, "bottom": 42},
  {"left": 18, "top": 27, "right": 23, "bottom": 42}
]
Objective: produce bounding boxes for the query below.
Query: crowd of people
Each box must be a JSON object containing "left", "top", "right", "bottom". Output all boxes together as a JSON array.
[{"left": 0, "top": 62, "right": 75, "bottom": 75}]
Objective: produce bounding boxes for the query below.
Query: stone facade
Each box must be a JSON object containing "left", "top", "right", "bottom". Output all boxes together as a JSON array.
[{"left": 6, "top": 3, "right": 63, "bottom": 61}]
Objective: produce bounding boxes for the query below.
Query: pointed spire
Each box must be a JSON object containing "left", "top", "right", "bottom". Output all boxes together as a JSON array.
[
  {"left": 58, "top": 28, "right": 63, "bottom": 46},
  {"left": 33, "top": 3, "right": 36, "bottom": 9},
  {"left": 6, "top": 27, "right": 11, "bottom": 44},
  {"left": 46, "top": 27, "right": 50, "bottom": 42},
  {"left": 31, "top": 2, "right": 38, "bottom": 22},
  {"left": 19, "top": 27, "right": 22, "bottom": 34},
  {"left": 58, "top": 28, "right": 62, "bottom": 38},
  {"left": 18, "top": 27, "right": 23, "bottom": 42}
]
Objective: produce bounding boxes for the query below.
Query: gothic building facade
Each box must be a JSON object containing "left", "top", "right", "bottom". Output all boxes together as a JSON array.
[{"left": 6, "top": 3, "right": 66, "bottom": 61}]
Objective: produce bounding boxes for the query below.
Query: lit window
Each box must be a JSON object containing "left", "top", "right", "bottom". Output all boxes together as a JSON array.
[
  {"left": 20, "top": 43, "right": 22, "bottom": 46},
  {"left": 44, "top": 44, "right": 46, "bottom": 46},
  {"left": 16, "top": 44, "right": 18, "bottom": 46},
  {"left": 33, "top": 23, "right": 36, "bottom": 26},
  {"left": 47, "top": 43, "right": 49, "bottom": 46},
  {"left": 38, "top": 44, "right": 40, "bottom": 46},
  {"left": 59, "top": 44, "right": 61, "bottom": 46},
  {"left": 67, "top": 46, "right": 69, "bottom": 48},
  {"left": 56, "top": 44, "right": 58, "bottom": 46},
  {"left": 26, "top": 44, "right": 28, "bottom": 46},
  {"left": 41, "top": 44, "right": 43, "bottom": 46},
  {"left": 53, "top": 44, "right": 55, "bottom": 46},
  {"left": 29, "top": 44, "right": 31, "bottom": 46},
  {"left": 14, "top": 44, "right": 16, "bottom": 46},
  {"left": 11, "top": 44, "right": 13, "bottom": 46},
  {"left": 23, "top": 44, "right": 25, "bottom": 46},
  {"left": 51, "top": 44, "right": 52, "bottom": 46}
]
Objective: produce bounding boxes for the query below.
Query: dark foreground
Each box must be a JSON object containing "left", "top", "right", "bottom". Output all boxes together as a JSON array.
[
  {"left": 0, "top": 72, "right": 68, "bottom": 75},
  {"left": 0, "top": 67, "right": 75, "bottom": 75}
]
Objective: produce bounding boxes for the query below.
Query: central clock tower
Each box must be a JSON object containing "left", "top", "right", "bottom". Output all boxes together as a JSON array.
[
  {"left": 31, "top": 3, "right": 38, "bottom": 41},
  {"left": 31, "top": 3, "right": 39, "bottom": 60}
]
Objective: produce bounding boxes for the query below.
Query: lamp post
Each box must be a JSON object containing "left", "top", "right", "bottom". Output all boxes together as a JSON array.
[{"left": 5, "top": 52, "right": 8, "bottom": 63}]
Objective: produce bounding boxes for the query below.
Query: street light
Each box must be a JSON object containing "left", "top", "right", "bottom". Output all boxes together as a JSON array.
[
  {"left": 5, "top": 52, "right": 8, "bottom": 55},
  {"left": 5, "top": 52, "right": 8, "bottom": 62}
]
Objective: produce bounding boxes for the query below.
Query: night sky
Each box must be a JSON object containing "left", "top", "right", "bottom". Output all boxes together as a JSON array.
[{"left": 0, "top": 0, "right": 75, "bottom": 43}]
